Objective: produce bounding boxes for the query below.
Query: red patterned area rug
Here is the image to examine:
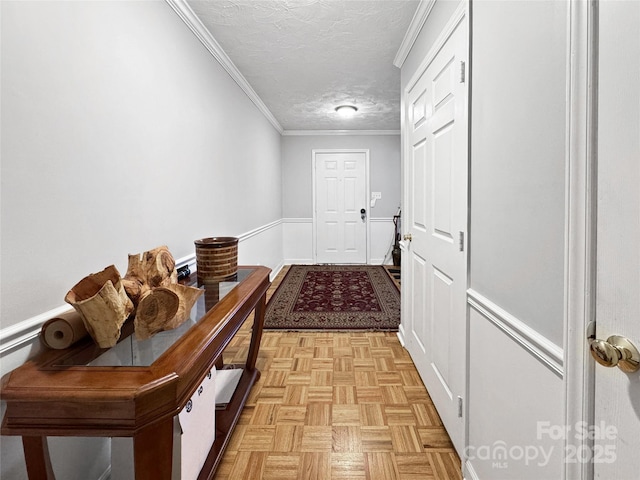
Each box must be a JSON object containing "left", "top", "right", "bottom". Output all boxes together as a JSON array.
[{"left": 264, "top": 265, "right": 401, "bottom": 331}]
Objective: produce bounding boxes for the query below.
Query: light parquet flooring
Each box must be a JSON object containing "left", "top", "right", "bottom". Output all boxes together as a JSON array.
[{"left": 216, "top": 266, "right": 462, "bottom": 480}]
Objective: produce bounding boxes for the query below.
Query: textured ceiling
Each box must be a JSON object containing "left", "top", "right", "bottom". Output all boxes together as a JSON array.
[{"left": 186, "top": 0, "right": 419, "bottom": 131}]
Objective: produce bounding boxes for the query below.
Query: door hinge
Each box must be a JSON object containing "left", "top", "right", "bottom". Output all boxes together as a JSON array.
[
  {"left": 460, "top": 61, "right": 466, "bottom": 83},
  {"left": 457, "top": 396, "right": 463, "bottom": 417},
  {"left": 459, "top": 231, "right": 465, "bottom": 252}
]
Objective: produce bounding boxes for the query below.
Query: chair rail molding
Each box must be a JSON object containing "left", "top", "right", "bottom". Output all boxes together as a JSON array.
[
  {"left": 467, "top": 289, "right": 564, "bottom": 377},
  {"left": 237, "top": 219, "right": 282, "bottom": 242},
  {"left": 282, "top": 130, "right": 400, "bottom": 136},
  {"left": 0, "top": 306, "right": 70, "bottom": 357}
]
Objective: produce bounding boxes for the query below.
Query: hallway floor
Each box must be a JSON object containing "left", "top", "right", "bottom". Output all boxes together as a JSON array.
[{"left": 215, "top": 266, "right": 462, "bottom": 479}]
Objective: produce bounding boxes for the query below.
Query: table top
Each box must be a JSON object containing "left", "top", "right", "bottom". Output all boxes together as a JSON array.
[
  {"left": 0, "top": 265, "right": 271, "bottom": 437},
  {"left": 57, "top": 268, "right": 255, "bottom": 367}
]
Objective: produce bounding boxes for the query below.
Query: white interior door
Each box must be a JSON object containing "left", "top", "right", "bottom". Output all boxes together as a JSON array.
[
  {"left": 402, "top": 12, "right": 468, "bottom": 455},
  {"left": 593, "top": 1, "right": 640, "bottom": 478},
  {"left": 314, "top": 150, "right": 368, "bottom": 264}
]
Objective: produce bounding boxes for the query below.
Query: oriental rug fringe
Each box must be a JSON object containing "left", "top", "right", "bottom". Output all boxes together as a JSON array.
[{"left": 264, "top": 265, "right": 401, "bottom": 331}]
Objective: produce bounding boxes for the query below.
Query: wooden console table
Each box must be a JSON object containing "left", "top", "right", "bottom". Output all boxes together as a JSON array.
[{"left": 1, "top": 266, "right": 271, "bottom": 480}]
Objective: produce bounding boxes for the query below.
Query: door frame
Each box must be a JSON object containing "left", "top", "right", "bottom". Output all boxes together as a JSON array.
[
  {"left": 311, "top": 149, "right": 371, "bottom": 264},
  {"left": 564, "top": 1, "right": 597, "bottom": 479}
]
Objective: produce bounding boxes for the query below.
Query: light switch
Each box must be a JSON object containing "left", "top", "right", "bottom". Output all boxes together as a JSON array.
[{"left": 372, "top": 192, "right": 382, "bottom": 200}]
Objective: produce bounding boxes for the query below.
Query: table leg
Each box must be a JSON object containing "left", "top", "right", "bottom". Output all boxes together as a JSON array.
[
  {"left": 246, "top": 293, "right": 266, "bottom": 371},
  {"left": 215, "top": 356, "right": 224, "bottom": 370},
  {"left": 23, "top": 436, "right": 56, "bottom": 480},
  {"left": 133, "top": 417, "right": 173, "bottom": 480}
]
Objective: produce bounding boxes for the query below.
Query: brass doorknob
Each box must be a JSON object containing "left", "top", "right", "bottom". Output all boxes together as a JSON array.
[
  {"left": 403, "top": 233, "right": 413, "bottom": 242},
  {"left": 589, "top": 334, "right": 640, "bottom": 373}
]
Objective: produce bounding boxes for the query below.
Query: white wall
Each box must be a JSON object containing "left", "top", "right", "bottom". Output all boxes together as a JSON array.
[
  {"left": 1, "top": 0, "right": 282, "bottom": 330},
  {"left": 467, "top": 1, "right": 567, "bottom": 478},
  {"left": 281, "top": 134, "right": 401, "bottom": 263},
  {"left": 470, "top": 0, "right": 566, "bottom": 347},
  {"left": 0, "top": 1, "right": 282, "bottom": 478}
]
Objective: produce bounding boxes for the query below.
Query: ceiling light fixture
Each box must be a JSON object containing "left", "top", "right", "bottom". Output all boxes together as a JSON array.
[{"left": 335, "top": 105, "right": 358, "bottom": 117}]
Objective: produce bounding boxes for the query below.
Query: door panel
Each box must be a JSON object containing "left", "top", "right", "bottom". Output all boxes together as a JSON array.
[
  {"left": 315, "top": 151, "right": 368, "bottom": 264},
  {"left": 325, "top": 222, "right": 338, "bottom": 252},
  {"left": 433, "top": 124, "right": 454, "bottom": 238},
  {"left": 412, "top": 140, "right": 428, "bottom": 231},
  {"left": 403, "top": 13, "right": 468, "bottom": 455},
  {"left": 432, "top": 266, "right": 453, "bottom": 388},
  {"left": 344, "top": 221, "right": 357, "bottom": 252}
]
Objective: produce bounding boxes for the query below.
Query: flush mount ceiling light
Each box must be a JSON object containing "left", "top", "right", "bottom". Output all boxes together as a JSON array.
[{"left": 335, "top": 105, "right": 358, "bottom": 117}]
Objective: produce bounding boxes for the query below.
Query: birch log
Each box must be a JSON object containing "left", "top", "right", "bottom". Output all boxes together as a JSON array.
[
  {"left": 123, "top": 246, "right": 203, "bottom": 339},
  {"left": 122, "top": 245, "right": 178, "bottom": 305},
  {"left": 163, "top": 283, "right": 203, "bottom": 330},
  {"left": 134, "top": 287, "right": 180, "bottom": 340},
  {"left": 64, "top": 265, "right": 133, "bottom": 348}
]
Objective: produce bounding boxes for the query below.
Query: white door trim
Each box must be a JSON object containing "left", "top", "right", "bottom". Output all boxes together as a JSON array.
[
  {"left": 311, "top": 149, "right": 370, "bottom": 264},
  {"left": 404, "top": 2, "right": 467, "bottom": 94},
  {"left": 564, "top": 1, "right": 597, "bottom": 479}
]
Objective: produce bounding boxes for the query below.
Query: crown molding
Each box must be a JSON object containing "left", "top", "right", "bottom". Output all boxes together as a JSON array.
[
  {"left": 393, "top": 0, "right": 437, "bottom": 68},
  {"left": 282, "top": 130, "right": 400, "bottom": 136},
  {"left": 404, "top": 2, "right": 466, "bottom": 92},
  {"left": 165, "top": 0, "right": 284, "bottom": 134}
]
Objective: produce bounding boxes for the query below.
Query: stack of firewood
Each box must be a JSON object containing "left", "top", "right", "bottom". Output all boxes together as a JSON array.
[{"left": 64, "top": 246, "right": 202, "bottom": 348}]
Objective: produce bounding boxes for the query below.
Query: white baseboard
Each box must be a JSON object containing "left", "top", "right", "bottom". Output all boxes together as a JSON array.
[
  {"left": 396, "top": 323, "right": 406, "bottom": 347},
  {"left": 464, "top": 459, "right": 480, "bottom": 480},
  {"left": 285, "top": 258, "right": 314, "bottom": 265},
  {"left": 271, "top": 261, "right": 286, "bottom": 281}
]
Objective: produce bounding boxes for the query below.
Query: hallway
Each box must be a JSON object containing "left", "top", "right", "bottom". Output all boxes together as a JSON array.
[{"left": 215, "top": 267, "right": 461, "bottom": 479}]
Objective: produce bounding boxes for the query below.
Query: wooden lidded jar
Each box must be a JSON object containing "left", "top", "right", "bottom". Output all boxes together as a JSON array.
[{"left": 194, "top": 237, "right": 238, "bottom": 283}]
